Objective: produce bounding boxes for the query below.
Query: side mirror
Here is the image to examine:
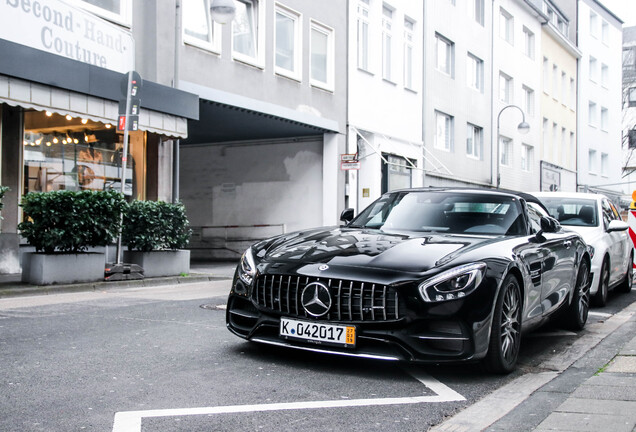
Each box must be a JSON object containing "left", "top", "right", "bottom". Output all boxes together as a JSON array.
[
  {"left": 340, "top": 208, "right": 354, "bottom": 224},
  {"left": 540, "top": 216, "right": 560, "bottom": 234},
  {"left": 607, "top": 220, "right": 628, "bottom": 232}
]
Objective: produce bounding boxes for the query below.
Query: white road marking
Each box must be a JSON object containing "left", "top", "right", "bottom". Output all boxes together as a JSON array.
[
  {"left": 588, "top": 311, "right": 612, "bottom": 318},
  {"left": 112, "top": 368, "right": 465, "bottom": 432}
]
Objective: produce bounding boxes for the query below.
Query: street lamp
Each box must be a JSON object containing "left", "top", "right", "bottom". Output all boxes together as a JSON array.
[
  {"left": 210, "top": 0, "right": 237, "bottom": 24},
  {"left": 496, "top": 104, "right": 530, "bottom": 188}
]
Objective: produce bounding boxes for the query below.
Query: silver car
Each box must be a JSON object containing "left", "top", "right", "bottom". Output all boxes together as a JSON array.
[{"left": 534, "top": 192, "right": 633, "bottom": 306}]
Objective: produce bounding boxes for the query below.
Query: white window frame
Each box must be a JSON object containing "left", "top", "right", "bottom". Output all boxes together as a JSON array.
[
  {"left": 499, "top": 8, "right": 513, "bottom": 45},
  {"left": 382, "top": 4, "right": 394, "bottom": 82},
  {"left": 466, "top": 123, "right": 483, "bottom": 160},
  {"left": 522, "top": 85, "right": 534, "bottom": 117},
  {"left": 499, "top": 136, "right": 512, "bottom": 167},
  {"left": 543, "top": 57, "right": 549, "bottom": 94},
  {"left": 182, "top": 0, "right": 222, "bottom": 54},
  {"left": 523, "top": 26, "right": 534, "bottom": 59},
  {"left": 601, "top": 64, "right": 608, "bottom": 88},
  {"left": 274, "top": 3, "right": 302, "bottom": 80},
  {"left": 601, "top": 20, "right": 609, "bottom": 45},
  {"left": 600, "top": 107, "right": 608, "bottom": 131},
  {"left": 467, "top": 53, "right": 484, "bottom": 93},
  {"left": 67, "top": 0, "right": 132, "bottom": 27},
  {"left": 310, "top": 20, "right": 335, "bottom": 91},
  {"left": 435, "top": 111, "right": 454, "bottom": 152},
  {"left": 232, "top": 0, "right": 265, "bottom": 68},
  {"left": 435, "top": 33, "right": 454, "bottom": 77},
  {"left": 569, "top": 78, "right": 575, "bottom": 109},
  {"left": 600, "top": 153, "right": 609, "bottom": 177},
  {"left": 474, "top": 0, "right": 485, "bottom": 26},
  {"left": 589, "top": 56, "right": 598, "bottom": 83},
  {"left": 499, "top": 72, "right": 512, "bottom": 103},
  {"left": 521, "top": 144, "right": 533, "bottom": 172},
  {"left": 403, "top": 17, "right": 415, "bottom": 90},
  {"left": 588, "top": 149, "right": 597, "bottom": 174},
  {"left": 588, "top": 101, "right": 597, "bottom": 127},
  {"left": 590, "top": 10, "right": 598, "bottom": 38},
  {"left": 561, "top": 72, "right": 567, "bottom": 104},
  {"left": 357, "top": 0, "right": 370, "bottom": 72}
]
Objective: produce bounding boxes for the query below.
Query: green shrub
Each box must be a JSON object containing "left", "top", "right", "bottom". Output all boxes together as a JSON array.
[
  {"left": 0, "top": 186, "right": 8, "bottom": 219},
  {"left": 122, "top": 200, "right": 192, "bottom": 252},
  {"left": 18, "top": 190, "right": 126, "bottom": 253}
]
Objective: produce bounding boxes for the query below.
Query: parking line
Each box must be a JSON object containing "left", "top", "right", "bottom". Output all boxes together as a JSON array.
[{"left": 112, "top": 369, "right": 465, "bottom": 432}]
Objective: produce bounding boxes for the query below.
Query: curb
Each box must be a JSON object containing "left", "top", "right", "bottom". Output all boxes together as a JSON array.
[{"left": 0, "top": 273, "right": 232, "bottom": 299}]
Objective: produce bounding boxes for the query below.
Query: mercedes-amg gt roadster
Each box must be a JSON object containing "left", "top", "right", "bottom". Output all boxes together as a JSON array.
[{"left": 226, "top": 188, "right": 591, "bottom": 373}]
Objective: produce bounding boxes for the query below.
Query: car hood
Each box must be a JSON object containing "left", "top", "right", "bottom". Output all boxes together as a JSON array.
[{"left": 256, "top": 227, "right": 502, "bottom": 273}]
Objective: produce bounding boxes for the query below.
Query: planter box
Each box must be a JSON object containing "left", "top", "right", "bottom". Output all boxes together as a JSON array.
[
  {"left": 123, "top": 250, "right": 190, "bottom": 278},
  {"left": 22, "top": 252, "right": 105, "bottom": 285}
]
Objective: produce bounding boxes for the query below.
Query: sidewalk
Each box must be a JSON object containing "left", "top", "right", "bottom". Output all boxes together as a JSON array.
[{"left": 0, "top": 259, "right": 237, "bottom": 298}]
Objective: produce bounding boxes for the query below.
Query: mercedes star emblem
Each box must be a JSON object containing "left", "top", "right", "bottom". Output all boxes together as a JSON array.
[{"left": 301, "top": 282, "right": 332, "bottom": 317}]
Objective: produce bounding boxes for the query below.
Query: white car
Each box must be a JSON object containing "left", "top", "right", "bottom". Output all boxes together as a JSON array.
[{"left": 534, "top": 192, "right": 633, "bottom": 306}]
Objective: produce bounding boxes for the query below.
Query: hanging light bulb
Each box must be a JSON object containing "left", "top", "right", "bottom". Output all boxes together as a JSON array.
[
  {"left": 81, "top": 118, "right": 88, "bottom": 124},
  {"left": 73, "top": 138, "right": 79, "bottom": 144},
  {"left": 66, "top": 114, "right": 73, "bottom": 121},
  {"left": 45, "top": 111, "right": 52, "bottom": 117},
  {"left": 105, "top": 124, "right": 112, "bottom": 129},
  {"left": 53, "top": 137, "right": 59, "bottom": 144},
  {"left": 210, "top": 0, "right": 236, "bottom": 24}
]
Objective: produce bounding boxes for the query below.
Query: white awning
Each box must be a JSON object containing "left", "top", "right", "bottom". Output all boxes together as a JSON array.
[{"left": 0, "top": 75, "right": 188, "bottom": 138}]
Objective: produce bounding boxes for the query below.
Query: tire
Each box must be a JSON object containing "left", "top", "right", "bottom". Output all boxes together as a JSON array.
[
  {"left": 592, "top": 259, "right": 609, "bottom": 307},
  {"left": 564, "top": 260, "right": 590, "bottom": 331},
  {"left": 617, "top": 253, "right": 633, "bottom": 294},
  {"left": 483, "top": 275, "right": 522, "bottom": 374}
]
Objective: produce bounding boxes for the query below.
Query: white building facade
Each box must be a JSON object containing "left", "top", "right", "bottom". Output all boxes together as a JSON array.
[
  {"left": 575, "top": 0, "right": 623, "bottom": 200},
  {"left": 347, "top": 0, "right": 424, "bottom": 213}
]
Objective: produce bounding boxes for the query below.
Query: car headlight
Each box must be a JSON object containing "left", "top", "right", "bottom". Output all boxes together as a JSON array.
[
  {"left": 238, "top": 247, "right": 257, "bottom": 286},
  {"left": 418, "top": 263, "right": 487, "bottom": 302}
]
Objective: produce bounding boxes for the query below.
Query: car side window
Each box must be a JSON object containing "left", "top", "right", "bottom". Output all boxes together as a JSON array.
[
  {"left": 601, "top": 199, "right": 614, "bottom": 229},
  {"left": 526, "top": 202, "right": 544, "bottom": 234},
  {"left": 608, "top": 202, "right": 621, "bottom": 221}
]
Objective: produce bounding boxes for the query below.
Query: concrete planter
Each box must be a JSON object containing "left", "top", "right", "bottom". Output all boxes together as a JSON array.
[
  {"left": 22, "top": 252, "right": 105, "bottom": 285},
  {"left": 123, "top": 250, "right": 190, "bottom": 278}
]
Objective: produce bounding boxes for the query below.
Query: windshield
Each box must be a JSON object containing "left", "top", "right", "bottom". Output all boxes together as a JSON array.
[
  {"left": 539, "top": 197, "right": 598, "bottom": 227},
  {"left": 349, "top": 191, "right": 526, "bottom": 235}
]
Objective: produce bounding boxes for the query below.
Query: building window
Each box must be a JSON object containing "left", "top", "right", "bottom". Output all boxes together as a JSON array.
[
  {"left": 601, "top": 107, "right": 608, "bottom": 131},
  {"left": 466, "top": 123, "right": 483, "bottom": 159},
  {"left": 589, "top": 56, "right": 597, "bottom": 82},
  {"left": 404, "top": 18, "right": 415, "bottom": 90},
  {"left": 310, "top": 21, "right": 334, "bottom": 91},
  {"left": 601, "top": 153, "right": 608, "bottom": 177},
  {"left": 590, "top": 11, "right": 598, "bottom": 38},
  {"left": 499, "top": 8, "right": 513, "bottom": 45},
  {"left": 552, "top": 122, "right": 558, "bottom": 161},
  {"left": 523, "top": 26, "right": 534, "bottom": 59},
  {"left": 274, "top": 4, "right": 302, "bottom": 79},
  {"left": 561, "top": 72, "right": 567, "bottom": 103},
  {"left": 522, "top": 85, "right": 534, "bottom": 117},
  {"left": 474, "top": 0, "right": 484, "bottom": 26},
  {"left": 71, "top": 0, "right": 132, "bottom": 26},
  {"left": 570, "top": 132, "right": 575, "bottom": 162},
  {"left": 23, "top": 110, "right": 145, "bottom": 199},
  {"left": 543, "top": 57, "right": 549, "bottom": 94},
  {"left": 601, "top": 64, "right": 608, "bottom": 88},
  {"left": 588, "top": 101, "right": 597, "bottom": 126},
  {"left": 357, "top": 0, "right": 370, "bottom": 71},
  {"left": 499, "top": 136, "right": 511, "bottom": 166},
  {"left": 233, "top": 0, "right": 263, "bottom": 65},
  {"left": 183, "top": 0, "right": 221, "bottom": 53},
  {"left": 435, "top": 33, "right": 454, "bottom": 77},
  {"left": 382, "top": 5, "right": 394, "bottom": 81},
  {"left": 435, "top": 111, "right": 454, "bottom": 151},
  {"left": 542, "top": 118, "right": 549, "bottom": 158},
  {"left": 588, "top": 149, "right": 597, "bottom": 174},
  {"left": 382, "top": 154, "right": 415, "bottom": 192},
  {"left": 552, "top": 64, "right": 558, "bottom": 100},
  {"left": 499, "top": 72, "right": 512, "bottom": 103},
  {"left": 467, "top": 53, "right": 484, "bottom": 92},
  {"left": 521, "top": 144, "right": 533, "bottom": 172},
  {"left": 601, "top": 20, "right": 609, "bottom": 44}
]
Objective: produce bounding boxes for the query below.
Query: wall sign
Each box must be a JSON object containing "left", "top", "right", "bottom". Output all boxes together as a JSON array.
[{"left": 0, "top": 0, "right": 134, "bottom": 73}]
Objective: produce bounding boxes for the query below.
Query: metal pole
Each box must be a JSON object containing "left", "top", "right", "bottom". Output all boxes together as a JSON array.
[{"left": 115, "top": 70, "right": 134, "bottom": 265}]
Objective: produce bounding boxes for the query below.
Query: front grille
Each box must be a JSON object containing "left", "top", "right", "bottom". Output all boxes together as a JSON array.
[{"left": 252, "top": 274, "right": 404, "bottom": 322}]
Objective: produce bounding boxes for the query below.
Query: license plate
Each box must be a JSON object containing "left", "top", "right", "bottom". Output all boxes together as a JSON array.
[{"left": 280, "top": 318, "right": 356, "bottom": 348}]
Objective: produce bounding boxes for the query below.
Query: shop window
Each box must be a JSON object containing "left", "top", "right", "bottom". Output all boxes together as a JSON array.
[
  {"left": 382, "top": 154, "right": 416, "bottom": 193},
  {"left": 68, "top": 0, "right": 132, "bottom": 27},
  {"left": 23, "top": 111, "right": 145, "bottom": 200}
]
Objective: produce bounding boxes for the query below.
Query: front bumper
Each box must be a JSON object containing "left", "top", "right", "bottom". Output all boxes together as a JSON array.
[{"left": 225, "top": 270, "right": 498, "bottom": 363}]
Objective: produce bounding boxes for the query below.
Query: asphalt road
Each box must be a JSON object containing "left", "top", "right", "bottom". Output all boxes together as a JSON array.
[{"left": 0, "top": 280, "right": 633, "bottom": 432}]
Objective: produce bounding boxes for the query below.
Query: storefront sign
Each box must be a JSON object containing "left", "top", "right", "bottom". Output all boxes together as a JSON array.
[{"left": 0, "top": 0, "right": 134, "bottom": 73}]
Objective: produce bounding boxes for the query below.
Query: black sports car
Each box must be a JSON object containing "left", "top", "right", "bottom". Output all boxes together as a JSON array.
[{"left": 226, "top": 188, "right": 591, "bottom": 373}]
